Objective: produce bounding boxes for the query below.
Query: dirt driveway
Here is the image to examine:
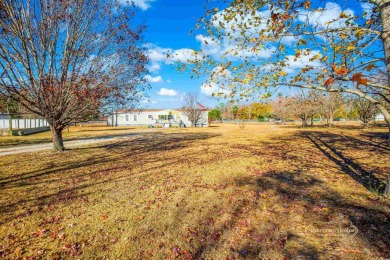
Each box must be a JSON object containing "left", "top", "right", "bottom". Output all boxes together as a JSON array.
[{"left": 0, "top": 134, "right": 138, "bottom": 156}]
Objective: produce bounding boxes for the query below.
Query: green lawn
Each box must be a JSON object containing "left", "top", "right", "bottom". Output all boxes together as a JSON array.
[{"left": 0, "top": 124, "right": 389, "bottom": 259}]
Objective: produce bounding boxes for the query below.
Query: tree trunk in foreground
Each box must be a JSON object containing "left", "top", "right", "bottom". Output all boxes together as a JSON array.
[
  {"left": 381, "top": 0, "right": 390, "bottom": 82},
  {"left": 380, "top": 1, "right": 390, "bottom": 197},
  {"left": 50, "top": 126, "right": 65, "bottom": 151},
  {"left": 379, "top": 0, "right": 390, "bottom": 138},
  {"left": 385, "top": 169, "right": 390, "bottom": 198}
]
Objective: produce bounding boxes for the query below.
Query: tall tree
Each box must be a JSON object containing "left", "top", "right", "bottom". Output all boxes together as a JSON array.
[
  {"left": 189, "top": 0, "right": 390, "bottom": 197},
  {"left": 289, "top": 90, "right": 318, "bottom": 127},
  {"left": 351, "top": 96, "right": 379, "bottom": 126},
  {"left": 209, "top": 108, "right": 222, "bottom": 121},
  {"left": 314, "top": 92, "right": 345, "bottom": 126},
  {"left": 191, "top": 0, "right": 390, "bottom": 135},
  {"left": 271, "top": 96, "right": 293, "bottom": 123},
  {"left": 237, "top": 102, "right": 271, "bottom": 120},
  {"left": 0, "top": 0, "right": 148, "bottom": 151},
  {"left": 182, "top": 92, "right": 207, "bottom": 127},
  {"left": 249, "top": 102, "right": 271, "bottom": 120},
  {"left": 237, "top": 106, "right": 250, "bottom": 120},
  {"left": 0, "top": 94, "right": 19, "bottom": 133}
]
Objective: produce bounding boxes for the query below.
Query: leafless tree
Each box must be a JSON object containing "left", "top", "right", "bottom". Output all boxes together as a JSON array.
[
  {"left": 289, "top": 91, "right": 318, "bottom": 127},
  {"left": 314, "top": 92, "right": 345, "bottom": 126},
  {"left": 182, "top": 92, "right": 206, "bottom": 127},
  {"left": 350, "top": 96, "right": 378, "bottom": 126},
  {"left": 271, "top": 96, "right": 293, "bottom": 123},
  {"left": 0, "top": 0, "right": 149, "bottom": 151}
]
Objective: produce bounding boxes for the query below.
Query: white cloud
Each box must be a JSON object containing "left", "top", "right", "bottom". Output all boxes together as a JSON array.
[
  {"left": 145, "top": 44, "right": 200, "bottom": 74},
  {"left": 196, "top": 35, "right": 222, "bottom": 57},
  {"left": 212, "top": 66, "right": 232, "bottom": 78},
  {"left": 201, "top": 67, "right": 233, "bottom": 97},
  {"left": 147, "top": 45, "right": 170, "bottom": 63},
  {"left": 144, "top": 75, "right": 163, "bottom": 83},
  {"left": 148, "top": 62, "right": 161, "bottom": 73},
  {"left": 298, "top": 2, "right": 354, "bottom": 30},
  {"left": 166, "top": 79, "right": 172, "bottom": 84},
  {"left": 283, "top": 50, "right": 323, "bottom": 73},
  {"left": 171, "top": 48, "right": 199, "bottom": 63},
  {"left": 195, "top": 34, "right": 276, "bottom": 61},
  {"left": 200, "top": 82, "right": 231, "bottom": 97},
  {"left": 204, "top": 6, "right": 298, "bottom": 61},
  {"left": 158, "top": 88, "right": 178, "bottom": 96},
  {"left": 119, "top": 0, "right": 155, "bottom": 10},
  {"left": 211, "top": 7, "right": 270, "bottom": 37},
  {"left": 361, "top": 2, "right": 374, "bottom": 19},
  {"left": 147, "top": 44, "right": 199, "bottom": 64}
]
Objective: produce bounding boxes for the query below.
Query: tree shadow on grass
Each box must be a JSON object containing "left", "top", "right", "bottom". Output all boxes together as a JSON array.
[
  {"left": 0, "top": 132, "right": 220, "bottom": 225},
  {"left": 164, "top": 170, "right": 388, "bottom": 259},
  {"left": 162, "top": 130, "right": 390, "bottom": 259},
  {"left": 300, "top": 131, "right": 389, "bottom": 194},
  {"left": 164, "top": 155, "right": 389, "bottom": 258},
  {"left": 232, "top": 171, "right": 390, "bottom": 258}
]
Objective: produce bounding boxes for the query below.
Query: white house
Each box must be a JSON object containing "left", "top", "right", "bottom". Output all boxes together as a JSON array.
[
  {"left": 107, "top": 109, "right": 209, "bottom": 127},
  {"left": 375, "top": 113, "right": 385, "bottom": 122}
]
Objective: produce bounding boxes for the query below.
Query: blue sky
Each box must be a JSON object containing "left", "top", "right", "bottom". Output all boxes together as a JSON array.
[
  {"left": 133, "top": 0, "right": 212, "bottom": 109},
  {"left": 130, "top": 0, "right": 375, "bottom": 109}
]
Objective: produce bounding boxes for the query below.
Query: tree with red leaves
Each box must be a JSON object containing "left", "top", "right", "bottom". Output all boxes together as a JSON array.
[{"left": 0, "top": 0, "right": 149, "bottom": 151}]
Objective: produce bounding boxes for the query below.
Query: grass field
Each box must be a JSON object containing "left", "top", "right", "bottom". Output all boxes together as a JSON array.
[
  {"left": 0, "top": 126, "right": 142, "bottom": 148},
  {"left": 0, "top": 124, "right": 389, "bottom": 259}
]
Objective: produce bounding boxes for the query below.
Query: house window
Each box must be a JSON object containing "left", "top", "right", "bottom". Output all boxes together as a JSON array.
[
  {"left": 148, "top": 115, "right": 153, "bottom": 119},
  {"left": 125, "top": 115, "right": 129, "bottom": 121},
  {"left": 133, "top": 115, "right": 137, "bottom": 122}
]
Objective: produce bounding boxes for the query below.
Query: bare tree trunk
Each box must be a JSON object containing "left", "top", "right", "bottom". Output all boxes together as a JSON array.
[
  {"left": 301, "top": 116, "right": 308, "bottom": 127},
  {"left": 329, "top": 112, "right": 333, "bottom": 127},
  {"left": 376, "top": 103, "right": 390, "bottom": 140},
  {"left": 379, "top": 1, "right": 390, "bottom": 137},
  {"left": 380, "top": 2, "right": 390, "bottom": 197},
  {"left": 385, "top": 169, "right": 390, "bottom": 198},
  {"left": 6, "top": 100, "right": 12, "bottom": 135},
  {"left": 50, "top": 125, "right": 65, "bottom": 151},
  {"left": 7, "top": 112, "right": 12, "bottom": 135},
  {"left": 381, "top": 1, "right": 390, "bottom": 82}
]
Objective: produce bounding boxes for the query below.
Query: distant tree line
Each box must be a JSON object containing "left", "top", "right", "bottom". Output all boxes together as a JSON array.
[{"left": 209, "top": 91, "right": 381, "bottom": 127}]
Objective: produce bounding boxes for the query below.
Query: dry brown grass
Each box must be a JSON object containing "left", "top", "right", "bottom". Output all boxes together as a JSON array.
[{"left": 0, "top": 124, "right": 389, "bottom": 259}]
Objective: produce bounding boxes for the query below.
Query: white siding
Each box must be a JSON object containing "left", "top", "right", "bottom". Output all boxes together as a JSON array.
[{"left": 108, "top": 110, "right": 209, "bottom": 127}]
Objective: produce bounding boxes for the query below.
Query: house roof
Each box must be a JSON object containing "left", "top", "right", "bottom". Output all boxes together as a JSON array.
[{"left": 117, "top": 108, "right": 209, "bottom": 113}]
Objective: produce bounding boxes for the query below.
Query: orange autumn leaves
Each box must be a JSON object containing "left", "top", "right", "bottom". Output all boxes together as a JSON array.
[
  {"left": 324, "top": 64, "right": 370, "bottom": 88},
  {"left": 351, "top": 73, "right": 369, "bottom": 86},
  {"left": 324, "top": 78, "right": 335, "bottom": 87},
  {"left": 332, "top": 64, "right": 349, "bottom": 77}
]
